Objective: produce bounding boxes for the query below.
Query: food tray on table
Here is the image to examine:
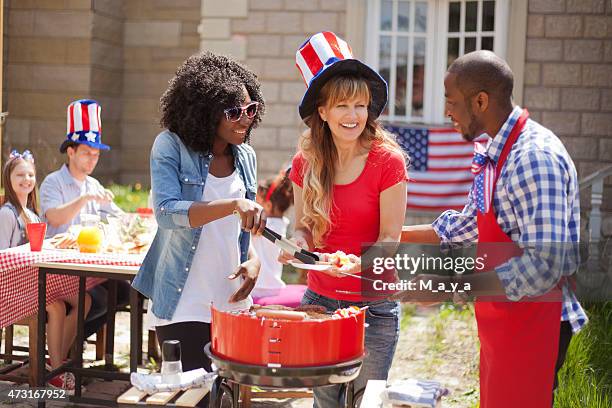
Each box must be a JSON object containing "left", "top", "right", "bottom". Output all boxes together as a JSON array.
[{"left": 45, "top": 212, "right": 157, "bottom": 255}]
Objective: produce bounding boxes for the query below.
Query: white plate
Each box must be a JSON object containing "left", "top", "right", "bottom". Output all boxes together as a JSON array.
[{"left": 288, "top": 260, "right": 332, "bottom": 271}]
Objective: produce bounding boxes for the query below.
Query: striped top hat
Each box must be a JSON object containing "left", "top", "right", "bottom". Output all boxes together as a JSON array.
[
  {"left": 60, "top": 99, "right": 109, "bottom": 153},
  {"left": 295, "top": 31, "right": 387, "bottom": 121}
]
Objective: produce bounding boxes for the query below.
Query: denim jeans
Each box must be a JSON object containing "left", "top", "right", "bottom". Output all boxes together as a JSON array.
[{"left": 301, "top": 288, "right": 400, "bottom": 408}]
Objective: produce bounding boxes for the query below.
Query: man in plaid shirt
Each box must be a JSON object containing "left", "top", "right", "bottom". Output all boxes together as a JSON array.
[{"left": 398, "top": 51, "right": 586, "bottom": 408}]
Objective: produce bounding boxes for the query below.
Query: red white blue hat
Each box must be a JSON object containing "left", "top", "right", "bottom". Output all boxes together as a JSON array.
[
  {"left": 60, "top": 99, "right": 109, "bottom": 153},
  {"left": 295, "top": 31, "right": 388, "bottom": 121}
]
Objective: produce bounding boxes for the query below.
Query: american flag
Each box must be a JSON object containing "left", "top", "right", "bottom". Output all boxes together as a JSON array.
[{"left": 387, "top": 126, "right": 481, "bottom": 211}]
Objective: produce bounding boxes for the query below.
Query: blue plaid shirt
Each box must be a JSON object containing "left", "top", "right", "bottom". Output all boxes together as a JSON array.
[{"left": 432, "top": 106, "right": 587, "bottom": 333}]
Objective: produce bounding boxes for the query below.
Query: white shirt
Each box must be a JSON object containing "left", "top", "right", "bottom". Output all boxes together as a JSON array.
[
  {"left": 251, "top": 216, "right": 289, "bottom": 297},
  {"left": 147, "top": 170, "right": 251, "bottom": 327}
]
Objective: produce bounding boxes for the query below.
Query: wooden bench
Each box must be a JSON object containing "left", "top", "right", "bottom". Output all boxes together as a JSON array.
[
  {"left": 240, "top": 385, "right": 312, "bottom": 407},
  {"left": 117, "top": 386, "right": 209, "bottom": 407}
]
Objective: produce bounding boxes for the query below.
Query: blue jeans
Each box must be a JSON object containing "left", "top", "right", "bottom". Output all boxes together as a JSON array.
[{"left": 301, "top": 288, "right": 400, "bottom": 408}]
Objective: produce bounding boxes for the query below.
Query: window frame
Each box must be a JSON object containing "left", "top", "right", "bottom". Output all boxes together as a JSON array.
[{"left": 365, "top": 0, "right": 510, "bottom": 125}]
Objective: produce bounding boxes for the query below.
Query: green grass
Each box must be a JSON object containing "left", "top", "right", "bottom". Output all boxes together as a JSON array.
[
  {"left": 400, "top": 303, "right": 417, "bottom": 330},
  {"left": 107, "top": 184, "right": 150, "bottom": 213},
  {"left": 426, "top": 302, "right": 611, "bottom": 408},
  {"left": 429, "top": 302, "right": 475, "bottom": 354},
  {"left": 554, "top": 302, "right": 612, "bottom": 408}
]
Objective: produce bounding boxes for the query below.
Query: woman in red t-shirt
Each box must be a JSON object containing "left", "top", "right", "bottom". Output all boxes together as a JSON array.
[{"left": 282, "top": 32, "right": 408, "bottom": 407}]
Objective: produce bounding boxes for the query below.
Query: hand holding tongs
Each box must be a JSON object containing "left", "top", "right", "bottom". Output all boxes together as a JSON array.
[{"left": 232, "top": 210, "right": 319, "bottom": 264}]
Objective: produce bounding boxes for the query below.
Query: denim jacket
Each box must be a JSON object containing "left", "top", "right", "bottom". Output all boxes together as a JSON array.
[{"left": 132, "top": 130, "right": 258, "bottom": 320}]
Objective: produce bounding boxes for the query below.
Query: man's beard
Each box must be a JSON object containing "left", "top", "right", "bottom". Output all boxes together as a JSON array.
[{"left": 461, "top": 105, "right": 483, "bottom": 142}]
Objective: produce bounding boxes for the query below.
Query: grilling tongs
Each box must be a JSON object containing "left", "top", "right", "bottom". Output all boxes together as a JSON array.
[
  {"left": 261, "top": 227, "right": 320, "bottom": 265},
  {"left": 233, "top": 211, "right": 319, "bottom": 264}
]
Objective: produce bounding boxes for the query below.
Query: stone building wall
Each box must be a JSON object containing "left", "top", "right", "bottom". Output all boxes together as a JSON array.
[
  {"left": 3, "top": 0, "right": 106, "bottom": 179},
  {"left": 118, "top": 0, "right": 201, "bottom": 184},
  {"left": 1, "top": 0, "right": 202, "bottom": 185},
  {"left": 524, "top": 0, "right": 612, "bottom": 218},
  {"left": 91, "top": 0, "right": 124, "bottom": 180},
  {"left": 200, "top": 0, "right": 348, "bottom": 179}
]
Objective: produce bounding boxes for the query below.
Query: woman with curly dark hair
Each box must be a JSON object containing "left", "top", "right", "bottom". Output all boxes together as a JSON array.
[{"left": 133, "top": 52, "right": 267, "bottom": 378}]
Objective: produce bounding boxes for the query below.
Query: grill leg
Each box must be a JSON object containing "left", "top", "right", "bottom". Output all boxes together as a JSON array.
[
  {"left": 218, "top": 382, "right": 235, "bottom": 408},
  {"left": 352, "top": 386, "right": 365, "bottom": 408},
  {"left": 339, "top": 383, "right": 347, "bottom": 408},
  {"left": 231, "top": 382, "right": 240, "bottom": 408},
  {"left": 339, "top": 381, "right": 356, "bottom": 408},
  {"left": 210, "top": 376, "right": 223, "bottom": 408}
]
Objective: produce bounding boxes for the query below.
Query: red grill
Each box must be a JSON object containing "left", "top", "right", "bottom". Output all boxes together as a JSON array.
[{"left": 210, "top": 306, "right": 366, "bottom": 367}]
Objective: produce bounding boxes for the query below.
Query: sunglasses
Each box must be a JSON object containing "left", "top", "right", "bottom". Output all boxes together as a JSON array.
[{"left": 224, "top": 102, "right": 259, "bottom": 122}]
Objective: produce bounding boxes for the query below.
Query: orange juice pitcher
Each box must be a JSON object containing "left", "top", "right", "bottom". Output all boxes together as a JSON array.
[{"left": 77, "top": 214, "right": 104, "bottom": 253}]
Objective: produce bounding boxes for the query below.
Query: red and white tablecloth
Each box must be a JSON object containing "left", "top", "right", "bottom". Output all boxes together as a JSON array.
[{"left": 0, "top": 244, "right": 142, "bottom": 328}]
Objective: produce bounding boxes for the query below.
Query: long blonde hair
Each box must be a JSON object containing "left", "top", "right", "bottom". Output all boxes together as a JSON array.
[{"left": 299, "top": 75, "right": 404, "bottom": 247}]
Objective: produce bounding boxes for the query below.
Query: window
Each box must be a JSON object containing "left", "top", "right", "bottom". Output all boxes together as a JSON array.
[{"left": 365, "top": 0, "right": 509, "bottom": 125}]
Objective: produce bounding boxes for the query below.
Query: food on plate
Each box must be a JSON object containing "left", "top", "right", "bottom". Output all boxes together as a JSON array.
[
  {"left": 104, "top": 239, "right": 150, "bottom": 254},
  {"left": 118, "top": 215, "right": 155, "bottom": 244},
  {"left": 47, "top": 214, "right": 155, "bottom": 254},
  {"left": 326, "top": 250, "right": 353, "bottom": 267},
  {"left": 104, "top": 214, "right": 156, "bottom": 254},
  {"left": 49, "top": 233, "right": 78, "bottom": 250}
]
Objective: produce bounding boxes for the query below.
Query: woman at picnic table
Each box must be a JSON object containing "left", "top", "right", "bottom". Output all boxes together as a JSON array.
[
  {"left": 132, "top": 52, "right": 267, "bottom": 385},
  {"left": 279, "top": 32, "right": 408, "bottom": 406},
  {"left": 0, "top": 150, "right": 92, "bottom": 392}
]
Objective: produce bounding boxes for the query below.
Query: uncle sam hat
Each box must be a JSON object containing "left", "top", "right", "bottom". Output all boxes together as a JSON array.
[
  {"left": 295, "top": 31, "right": 388, "bottom": 121},
  {"left": 60, "top": 99, "right": 110, "bottom": 153}
]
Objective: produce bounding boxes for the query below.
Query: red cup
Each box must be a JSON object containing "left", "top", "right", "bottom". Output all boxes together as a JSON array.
[{"left": 26, "top": 223, "right": 47, "bottom": 252}]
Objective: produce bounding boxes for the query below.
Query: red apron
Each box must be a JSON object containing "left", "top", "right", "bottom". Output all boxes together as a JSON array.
[{"left": 475, "top": 109, "right": 562, "bottom": 408}]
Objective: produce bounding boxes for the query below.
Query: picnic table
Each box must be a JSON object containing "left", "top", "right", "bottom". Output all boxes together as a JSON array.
[
  {"left": 0, "top": 243, "right": 144, "bottom": 406},
  {"left": 0, "top": 243, "right": 141, "bottom": 328}
]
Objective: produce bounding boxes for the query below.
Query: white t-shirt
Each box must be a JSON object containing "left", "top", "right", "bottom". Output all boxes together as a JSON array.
[
  {"left": 251, "top": 216, "right": 289, "bottom": 297},
  {"left": 146, "top": 170, "right": 251, "bottom": 327}
]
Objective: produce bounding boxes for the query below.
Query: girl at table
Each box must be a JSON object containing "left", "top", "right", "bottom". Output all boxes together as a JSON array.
[
  {"left": 133, "top": 52, "right": 266, "bottom": 389},
  {"left": 280, "top": 32, "right": 408, "bottom": 407},
  {"left": 0, "top": 150, "right": 91, "bottom": 392}
]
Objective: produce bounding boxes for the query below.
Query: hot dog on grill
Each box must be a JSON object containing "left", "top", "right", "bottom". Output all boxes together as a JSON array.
[{"left": 255, "top": 309, "right": 308, "bottom": 321}]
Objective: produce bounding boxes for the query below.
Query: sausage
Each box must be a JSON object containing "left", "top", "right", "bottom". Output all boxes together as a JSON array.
[
  {"left": 249, "top": 304, "right": 292, "bottom": 312},
  {"left": 255, "top": 309, "right": 308, "bottom": 321},
  {"left": 294, "top": 305, "right": 327, "bottom": 314}
]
